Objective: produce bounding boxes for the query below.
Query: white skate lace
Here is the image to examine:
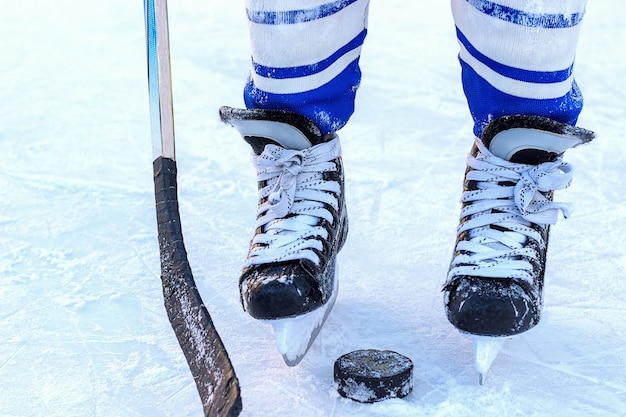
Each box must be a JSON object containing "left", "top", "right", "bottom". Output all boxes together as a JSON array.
[
  {"left": 448, "top": 139, "right": 574, "bottom": 284},
  {"left": 245, "top": 137, "right": 342, "bottom": 268}
]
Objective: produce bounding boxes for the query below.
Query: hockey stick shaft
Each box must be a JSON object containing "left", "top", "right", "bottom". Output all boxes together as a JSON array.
[{"left": 144, "top": 1, "right": 242, "bottom": 416}]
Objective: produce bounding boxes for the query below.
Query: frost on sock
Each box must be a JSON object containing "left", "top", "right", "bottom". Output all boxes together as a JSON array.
[
  {"left": 243, "top": 0, "right": 370, "bottom": 134},
  {"left": 451, "top": 0, "right": 588, "bottom": 136}
]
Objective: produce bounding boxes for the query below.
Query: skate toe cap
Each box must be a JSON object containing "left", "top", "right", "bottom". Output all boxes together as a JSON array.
[
  {"left": 242, "top": 264, "right": 323, "bottom": 320},
  {"left": 444, "top": 277, "right": 540, "bottom": 336}
]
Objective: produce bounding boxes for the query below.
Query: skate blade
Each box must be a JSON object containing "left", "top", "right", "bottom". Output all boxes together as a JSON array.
[
  {"left": 472, "top": 335, "right": 508, "bottom": 385},
  {"left": 268, "top": 269, "right": 338, "bottom": 366}
]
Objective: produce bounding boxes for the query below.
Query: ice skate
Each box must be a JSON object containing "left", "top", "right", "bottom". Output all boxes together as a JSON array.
[
  {"left": 220, "top": 106, "right": 348, "bottom": 366},
  {"left": 443, "top": 115, "right": 594, "bottom": 381}
]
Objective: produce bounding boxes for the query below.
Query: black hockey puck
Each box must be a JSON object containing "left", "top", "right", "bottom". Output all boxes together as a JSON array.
[{"left": 334, "top": 349, "right": 413, "bottom": 403}]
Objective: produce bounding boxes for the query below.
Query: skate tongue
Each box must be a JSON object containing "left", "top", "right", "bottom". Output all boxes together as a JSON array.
[
  {"left": 482, "top": 115, "right": 595, "bottom": 164},
  {"left": 220, "top": 106, "right": 329, "bottom": 154},
  {"left": 235, "top": 118, "right": 313, "bottom": 154}
]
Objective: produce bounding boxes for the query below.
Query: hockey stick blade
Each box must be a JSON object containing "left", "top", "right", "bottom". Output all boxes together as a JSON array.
[{"left": 154, "top": 157, "right": 242, "bottom": 417}]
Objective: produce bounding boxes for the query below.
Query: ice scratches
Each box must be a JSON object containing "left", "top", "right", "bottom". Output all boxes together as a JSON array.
[
  {"left": 0, "top": 343, "right": 26, "bottom": 374},
  {"left": 2, "top": 245, "right": 90, "bottom": 287},
  {"left": 3, "top": 170, "right": 147, "bottom": 194},
  {"left": 0, "top": 215, "right": 14, "bottom": 225}
]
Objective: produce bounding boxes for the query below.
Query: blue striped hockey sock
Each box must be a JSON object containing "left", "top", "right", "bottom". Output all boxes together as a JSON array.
[
  {"left": 243, "top": 0, "right": 370, "bottom": 134},
  {"left": 451, "top": 0, "right": 589, "bottom": 137}
]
